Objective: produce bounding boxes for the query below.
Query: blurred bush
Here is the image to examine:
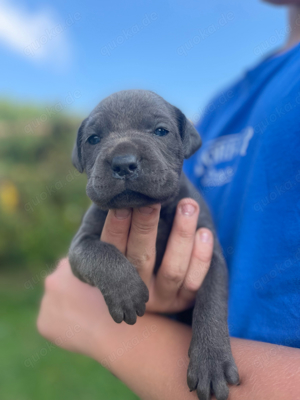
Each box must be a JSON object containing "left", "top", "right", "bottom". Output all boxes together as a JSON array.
[{"left": 0, "top": 99, "right": 90, "bottom": 272}]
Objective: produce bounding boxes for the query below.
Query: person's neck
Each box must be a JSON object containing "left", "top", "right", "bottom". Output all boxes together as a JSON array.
[{"left": 282, "top": 5, "right": 300, "bottom": 52}]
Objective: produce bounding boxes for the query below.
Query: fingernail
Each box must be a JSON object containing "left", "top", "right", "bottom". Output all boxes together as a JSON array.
[
  {"left": 180, "top": 203, "right": 196, "bottom": 216},
  {"left": 139, "top": 206, "right": 154, "bottom": 215},
  {"left": 199, "top": 230, "right": 212, "bottom": 243},
  {"left": 114, "top": 209, "right": 131, "bottom": 220}
]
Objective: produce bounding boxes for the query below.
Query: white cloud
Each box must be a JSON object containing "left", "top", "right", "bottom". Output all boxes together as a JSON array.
[{"left": 0, "top": 0, "right": 73, "bottom": 69}]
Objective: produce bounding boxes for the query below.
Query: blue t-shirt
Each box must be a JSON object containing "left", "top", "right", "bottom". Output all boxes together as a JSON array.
[{"left": 184, "top": 43, "right": 300, "bottom": 347}]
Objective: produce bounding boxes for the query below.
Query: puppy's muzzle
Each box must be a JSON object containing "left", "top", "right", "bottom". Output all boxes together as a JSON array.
[{"left": 111, "top": 154, "right": 140, "bottom": 179}]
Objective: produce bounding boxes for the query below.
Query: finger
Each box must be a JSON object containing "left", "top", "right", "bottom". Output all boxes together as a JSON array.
[
  {"left": 154, "top": 198, "right": 199, "bottom": 300},
  {"left": 126, "top": 204, "right": 161, "bottom": 286},
  {"left": 179, "top": 228, "right": 213, "bottom": 303},
  {"left": 101, "top": 209, "right": 132, "bottom": 254}
]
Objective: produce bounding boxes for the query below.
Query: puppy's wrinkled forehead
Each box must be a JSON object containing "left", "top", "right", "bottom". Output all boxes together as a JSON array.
[
  {"left": 87, "top": 90, "right": 175, "bottom": 134},
  {"left": 72, "top": 89, "right": 202, "bottom": 175}
]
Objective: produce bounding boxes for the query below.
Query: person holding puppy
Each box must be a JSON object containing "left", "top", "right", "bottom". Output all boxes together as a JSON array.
[{"left": 37, "top": 1, "right": 300, "bottom": 399}]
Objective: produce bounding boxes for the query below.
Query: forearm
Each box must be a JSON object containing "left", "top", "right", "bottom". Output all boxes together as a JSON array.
[{"left": 93, "top": 312, "right": 300, "bottom": 400}]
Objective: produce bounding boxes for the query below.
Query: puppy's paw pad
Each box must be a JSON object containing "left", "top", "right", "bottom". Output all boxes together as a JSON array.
[
  {"left": 105, "top": 279, "right": 149, "bottom": 325},
  {"left": 110, "top": 308, "right": 124, "bottom": 324},
  {"left": 123, "top": 306, "right": 137, "bottom": 325},
  {"left": 211, "top": 373, "right": 229, "bottom": 400},
  {"left": 224, "top": 360, "right": 240, "bottom": 385},
  {"left": 187, "top": 352, "right": 239, "bottom": 400}
]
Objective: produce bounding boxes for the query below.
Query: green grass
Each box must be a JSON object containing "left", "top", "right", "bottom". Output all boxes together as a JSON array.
[{"left": 0, "top": 272, "right": 140, "bottom": 400}]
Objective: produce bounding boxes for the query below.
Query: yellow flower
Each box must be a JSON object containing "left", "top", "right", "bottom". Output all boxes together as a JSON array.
[{"left": 0, "top": 181, "right": 19, "bottom": 214}]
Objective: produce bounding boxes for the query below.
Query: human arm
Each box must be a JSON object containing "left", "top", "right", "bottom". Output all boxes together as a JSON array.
[{"left": 37, "top": 258, "right": 300, "bottom": 400}]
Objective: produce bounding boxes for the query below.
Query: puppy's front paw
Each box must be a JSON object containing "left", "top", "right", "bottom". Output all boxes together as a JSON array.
[
  {"left": 102, "top": 267, "right": 149, "bottom": 325},
  {"left": 187, "top": 343, "right": 239, "bottom": 400}
]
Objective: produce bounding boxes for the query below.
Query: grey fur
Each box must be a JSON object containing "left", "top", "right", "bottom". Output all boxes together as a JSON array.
[{"left": 69, "top": 90, "right": 239, "bottom": 400}]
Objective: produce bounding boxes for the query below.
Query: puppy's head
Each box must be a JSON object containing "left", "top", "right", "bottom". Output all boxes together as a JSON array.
[{"left": 72, "top": 90, "right": 201, "bottom": 209}]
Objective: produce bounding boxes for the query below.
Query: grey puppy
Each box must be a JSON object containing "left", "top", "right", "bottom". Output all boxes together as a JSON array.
[{"left": 69, "top": 90, "right": 239, "bottom": 400}]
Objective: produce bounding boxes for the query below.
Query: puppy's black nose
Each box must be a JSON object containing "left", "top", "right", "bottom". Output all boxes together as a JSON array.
[{"left": 111, "top": 154, "right": 139, "bottom": 178}]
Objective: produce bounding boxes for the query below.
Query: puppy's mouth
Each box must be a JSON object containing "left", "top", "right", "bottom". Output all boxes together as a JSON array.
[
  {"left": 107, "top": 189, "right": 159, "bottom": 209},
  {"left": 88, "top": 168, "right": 179, "bottom": 210}
]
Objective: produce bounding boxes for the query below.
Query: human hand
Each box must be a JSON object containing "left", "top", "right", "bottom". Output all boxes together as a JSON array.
[
  {"left": 37, "top": 198, "right": 213, "bottom": 362},
  {"left": 101, "top": 198, "right": 214, "bottom": 314}
]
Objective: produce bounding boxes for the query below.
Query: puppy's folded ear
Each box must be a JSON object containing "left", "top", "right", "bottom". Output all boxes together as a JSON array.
[
  {"left": 174, "top": 107, "right": 202, "bottom": 159},
  {"left": 72, "top": 118, "right": 88, "bottom": 173}
]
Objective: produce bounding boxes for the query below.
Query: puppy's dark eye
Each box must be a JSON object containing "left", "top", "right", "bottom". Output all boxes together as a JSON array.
[
  {"left": 154, "top": 127, "right": 169, "bottom": 136},
  {"left": 87, "top": 135, "right": 100, "bottom": 145}
]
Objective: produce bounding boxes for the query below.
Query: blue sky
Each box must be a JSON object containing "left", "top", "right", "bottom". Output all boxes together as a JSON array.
[{"left": 0, "top": 0, "right": 287, "bottom": 121}]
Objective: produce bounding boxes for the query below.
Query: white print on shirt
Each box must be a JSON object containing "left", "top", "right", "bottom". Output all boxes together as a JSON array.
[{"left": 194, "top": 126, "right": 254, "bottom": 187}]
